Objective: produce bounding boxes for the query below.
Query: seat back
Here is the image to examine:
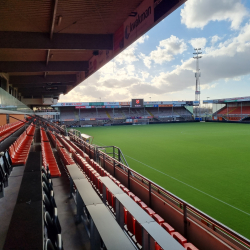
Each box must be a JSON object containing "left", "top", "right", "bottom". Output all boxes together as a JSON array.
[
  {"left": 44, "top": 212, "right": 57, "bottom": 245},
  {"left": 43, "top": 194, "right": 54, "bottom": 219},
  {"left": 4, "top": 150, "right": 12, "bottom": 167}
]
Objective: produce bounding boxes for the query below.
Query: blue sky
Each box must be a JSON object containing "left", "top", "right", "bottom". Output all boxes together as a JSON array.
[{"left": 60, "top": 0, "right": 250, "bottom": 104}]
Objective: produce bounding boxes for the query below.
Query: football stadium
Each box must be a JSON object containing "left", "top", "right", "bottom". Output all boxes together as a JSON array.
[{"left": 0, "top": 1, "right": 250, "bottom": 250}]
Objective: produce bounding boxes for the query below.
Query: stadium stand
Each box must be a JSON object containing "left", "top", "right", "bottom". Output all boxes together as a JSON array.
[
  {"left": 60, "top": 109, "right": 75, "bottom": 121},
  {"left": 214, "top": 105, "right": 250, "bottom": 121},
  {"left": 59, "top": 106, "right": 194, "bottom": 126},
  {"left": 41, "top": 129, "right": 61, "bottom": 177},
  {"left": 1, "top": 116, "right": 250, "bottom": 250},
  {"left": 0, "top": 121, "right": 25, "bottom": 143},
  {"left": 8, "top": 123, "right": 35, "bottom": 165}
]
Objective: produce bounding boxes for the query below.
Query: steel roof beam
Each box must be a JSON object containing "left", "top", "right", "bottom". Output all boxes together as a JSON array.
[
  {"left": 10, "top": 74, "right": 76, "bottom": 84},
  {"left": 50, "top": 0, "right": 58, "bottom": 40},
  {"left": 13, "top": 83, "right": 71, "bottom": 88},
  {"left": 0, "top": 61, "right": 88, "bottom": 72},
  {"left": 0, "top": 31, "right": 113, "bottom": 50}
]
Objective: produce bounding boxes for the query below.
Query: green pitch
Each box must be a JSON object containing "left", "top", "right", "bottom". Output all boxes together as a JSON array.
[{"left": 76, "top": 123, "right": 250, "bottom": 238}]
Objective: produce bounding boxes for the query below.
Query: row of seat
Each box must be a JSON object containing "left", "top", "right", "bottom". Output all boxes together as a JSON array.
[
  {"left": 56, "top": 135, "right": 76, "bottom": 154},
  {"left": 41, "top": 129, "right": 61, "bottom": 177},
  {"left": 47, "top": 132, "right": 58, "bottom": 148},
  {"left": 8, "top": 124, "right": 35, "bottom": 166},
  {"left": 41, "top": 128, "right": 50, "bottom": 142},
  {"left": 56, "top": 143, "right": 75, "bottom": 170},
  {"left": 0, "top": 151, "right": 12, "bottom": 199},
  {"left": 42, "top": 166, "right": 63, "bottom": 250},
  {"left": 0, "top": 120, "right": 25, "bottom": 142},
  {"left": 70, "top": 146, "right": 198, "bottom": 250}
]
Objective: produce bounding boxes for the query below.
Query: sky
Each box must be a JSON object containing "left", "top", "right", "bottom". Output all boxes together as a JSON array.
[{"left": 59, "top": 0, "right": 250, "bottom": 104}]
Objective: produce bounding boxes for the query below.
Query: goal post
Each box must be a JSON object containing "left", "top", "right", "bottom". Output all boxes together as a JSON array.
[{"left": 132, "top": 118, "right": 149, "bottom": 125}]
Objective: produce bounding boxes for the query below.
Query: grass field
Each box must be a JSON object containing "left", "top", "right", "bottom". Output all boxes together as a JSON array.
[{"left": 76, "top": 123, "right": 250, "bottom": 238}]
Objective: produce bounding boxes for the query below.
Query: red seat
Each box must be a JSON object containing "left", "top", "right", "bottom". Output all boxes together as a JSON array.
[
  {"left": 162, "top": 222, "right": 175, "bottom": 234},
  {"left": 135, "top": 201, "right": 148, "bottom": 245},
  {"left": 155, "top": 242, "right": 162, "bottom": 250},
  {"left": 127, "top": 211, "right": 135, "bottom": 234},
  {"left": 135, "top": 221, "right": 142, "bottom": 245},
  {"left": 171, "top": 232, "right": 187, "bottom": 246},
  {"left": 152, "top": 214, "right": 164, "bottom": 225},
  {"left": 183, "top": 243, "right": 199, "bottom": 250},
  {"left": 132, "top": 196, "right": 141, "bottom": 203},
  {"left": 138, "top": 201, "right": 147, "bottom": 209},
  {"left": 144, "top": 207, "right": 155, "bottom": 217}
]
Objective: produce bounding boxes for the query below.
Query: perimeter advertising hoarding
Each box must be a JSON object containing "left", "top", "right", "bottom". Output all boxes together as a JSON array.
[
  {"left": 104, "top": 102, "right": 119, "bottom": 105},
  {"left": 89, "top": 102, "right": 104, "bottom": 106},
  {"left": 54, "top": 102, "right": 89, "bottom": 106},
  {"left": 193, "top": 101, "right": 200, "bottom": 106},
  {"left": 75, "top": 106, "right": 86, "bottom": 109},
  {"left": 132, "top": 99, "right": 144, "bottom": 108},
  {"left": 119, "top": 102, "right": 130, "bottom": 106},
  {"left": 159, "top": 104, "right": 173, "bottom": 107}
]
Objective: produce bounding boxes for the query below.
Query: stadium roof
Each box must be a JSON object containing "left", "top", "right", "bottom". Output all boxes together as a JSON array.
[
  {"left": 0, "top": 0, "right": 186, "bottom": 103},
  {"left": 203, "top": 96, "right": 250, "bottom": 104}
]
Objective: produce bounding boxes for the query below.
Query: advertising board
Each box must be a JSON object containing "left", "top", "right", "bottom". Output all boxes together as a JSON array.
[
  {"left": 124, "top": 0, "right": 154, "bottom": 48},
  {"left": 159, "top": 104, "right": 173, "bottom": 107},
  {"left": 132, "top": 99, "right": 144, "bottom": 108}
]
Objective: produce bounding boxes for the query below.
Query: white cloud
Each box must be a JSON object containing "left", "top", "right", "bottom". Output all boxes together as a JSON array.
[
  {"left": 181, "top": 0, "right": 248, "bottom": 30},
  {"left": 60, "top": 19, "right": 250, "bottom": 102},
  {"left": 114, "top": 35, "right": 149, "bottom": 65},
  {"left": 141, "top": 35, "right": 187, "bottom": 68},
  {"left": 189, "top": 38, "right": 207, "bottom": 48},
  {"left": 211, "top": 35, "right": 221, "bottom": 45}
]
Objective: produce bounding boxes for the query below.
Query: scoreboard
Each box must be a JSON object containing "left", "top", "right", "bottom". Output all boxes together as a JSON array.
[{"left": 132, "top": 99, "right": 144, "bottom": 108}]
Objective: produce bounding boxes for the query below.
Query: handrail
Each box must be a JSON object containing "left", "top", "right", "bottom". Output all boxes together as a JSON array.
[{"left": 96, "top": 145, "right": 129, "bottom": 168}]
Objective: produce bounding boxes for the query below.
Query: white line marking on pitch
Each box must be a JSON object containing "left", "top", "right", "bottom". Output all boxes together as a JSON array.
[{"left": 94, "top": 140, "right": 250, "bottom": 216}]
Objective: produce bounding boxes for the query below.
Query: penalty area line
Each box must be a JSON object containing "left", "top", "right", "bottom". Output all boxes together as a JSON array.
[{"left": 94, "top": 140, "right": 250, "bottom": 217}]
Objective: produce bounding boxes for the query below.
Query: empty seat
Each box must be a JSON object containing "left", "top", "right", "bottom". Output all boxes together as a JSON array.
[
  {"left": 162, "top": 222, "right": 175, "bottom": 234},
  {"left": 152, "top": 214, "right": 164, "bottom": 225},
  {"left": 44, "top": 211, "right": 63, "bottom": 250},
  {"left": 127, "top": 211, "right": 135, "bottom": 234},
  {"left": 44, "top": 239, "right": 56, "bottom": 250},
  {"left": 144, "top": 207, "right": 155, "bottom": 217},
  {"left": 171, "top": 232, "right": 187, "bottom": 246},
  {"left": 183, "top": 243, "right": 199, "bottom": 250},
  {"left": 138, "top": 201, "right": 147, "bottom": 209}
]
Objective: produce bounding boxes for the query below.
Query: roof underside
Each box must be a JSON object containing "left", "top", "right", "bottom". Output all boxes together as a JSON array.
[{"left": 0, "top": 0, "right": 186, "bottom": 100}]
